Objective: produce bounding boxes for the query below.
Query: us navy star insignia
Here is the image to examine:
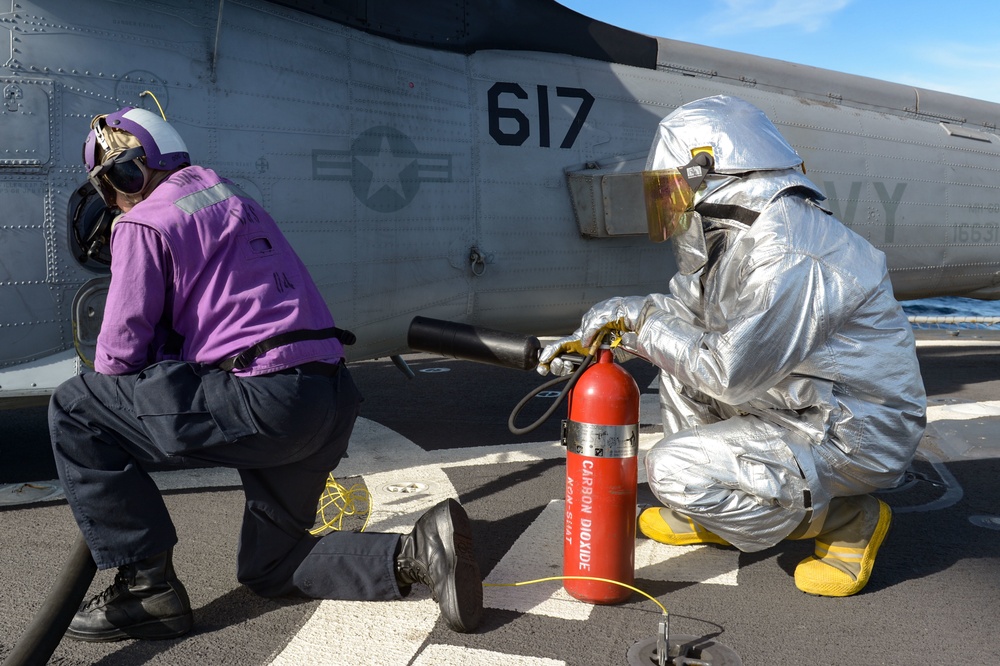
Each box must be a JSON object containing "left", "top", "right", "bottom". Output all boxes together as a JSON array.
[{"left": 313, "top": 126, "right": 452, "bottom": 212}]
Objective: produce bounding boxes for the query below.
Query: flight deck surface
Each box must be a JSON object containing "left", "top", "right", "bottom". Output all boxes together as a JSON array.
[{"left": 1, "top": 329, "right": 998, "bottom": 665}]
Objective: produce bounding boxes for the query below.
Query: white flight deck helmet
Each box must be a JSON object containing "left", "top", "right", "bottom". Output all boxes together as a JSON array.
[
  {"left": 643, "top": 95, "right": 804, "bottom": 274},
  {"left": 79, "top": 107, "right": 190, "bottom": 262},
  {"left": 83, "top": 106, "right": 190, "bottom": 207}
]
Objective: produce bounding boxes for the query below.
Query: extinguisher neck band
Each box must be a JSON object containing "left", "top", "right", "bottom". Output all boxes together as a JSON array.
[{"left": 563, "top": 421, "right": 639, "bottom": 457}]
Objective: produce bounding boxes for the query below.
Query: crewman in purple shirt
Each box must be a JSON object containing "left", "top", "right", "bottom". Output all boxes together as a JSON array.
[{"left": 50, "top": 106, "right": 482, "bottom": 642}]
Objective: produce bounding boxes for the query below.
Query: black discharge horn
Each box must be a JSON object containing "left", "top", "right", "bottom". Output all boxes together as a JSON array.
[
  {"left": 407, "top": 316, "right": 541, "bottom": 371},
  {"left": 407, "top": 316, "right": 594, "bottom": 435}
]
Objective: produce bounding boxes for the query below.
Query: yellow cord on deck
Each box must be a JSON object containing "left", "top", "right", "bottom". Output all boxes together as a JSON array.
[{"left": 310, "top": 474, "right": 371, "bottom": 535}]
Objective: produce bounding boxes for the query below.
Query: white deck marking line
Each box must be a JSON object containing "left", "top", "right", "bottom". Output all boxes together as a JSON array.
[
  {"left": 634, "top": 536, "right": 740, "bottom": 586},
  {"left": 892, "top": 453, "right": 964, "bottom": 515},
  {"left": 269, "top": 423, "right": 462, "bottom": 666},
  {"left": 485, "top": 500, "right": 596, "bottom": 621},
  {"left": 268, "top": 595, "right": 440, "bottom": 666},
  {"left": 926, "top": 400, "right": 1000, "bottom": 421},
  {"left": 640, "top": 392, "right": 662, "bottom": 426}
]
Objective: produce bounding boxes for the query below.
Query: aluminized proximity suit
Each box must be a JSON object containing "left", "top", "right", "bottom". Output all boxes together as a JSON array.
[
  {"left": 637, "top": 171, "right": 926, "bottom": 551},
  {"left": 538, "top": 95, "right": 927, "bottom": 576},
  {"left": 542, "top": 96, "right": 928, "bottom": 553}
]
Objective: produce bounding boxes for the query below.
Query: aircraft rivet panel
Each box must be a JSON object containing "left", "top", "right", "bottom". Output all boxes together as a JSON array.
[{"left": 0, "top": 79, "right": 50, "bottom": 166}]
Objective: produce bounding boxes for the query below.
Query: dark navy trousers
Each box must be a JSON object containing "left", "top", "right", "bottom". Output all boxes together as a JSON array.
[{"left": 50, "top": 361, "right": 403, "bottom": 601}]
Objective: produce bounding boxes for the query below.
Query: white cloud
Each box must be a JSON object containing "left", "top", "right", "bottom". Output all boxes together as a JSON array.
[
  {"left": 914, "top": 42, "right": 1000, "bottom": 74},
  {"left": 890, "top": 41, "right": 1000, "bottom": 103},
  {"left": 891, "top": 73, "right": 1000, "bottom": 105},
  {"left": 708, "top": 0, "right": 853, "bottom": 34}
]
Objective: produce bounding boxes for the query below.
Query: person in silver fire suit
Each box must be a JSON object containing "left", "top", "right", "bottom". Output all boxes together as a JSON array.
[{"left": 539, "top": 95, "right": 926, "bottom": 597}]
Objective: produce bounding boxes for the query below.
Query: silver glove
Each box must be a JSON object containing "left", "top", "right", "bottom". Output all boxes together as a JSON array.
[{"left": 536, "top": 296, "right": 648, "bottom": 375}]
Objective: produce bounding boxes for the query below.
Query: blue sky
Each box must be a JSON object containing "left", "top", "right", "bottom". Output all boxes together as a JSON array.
[{"left": 558, "top": 1, "right": 1000, "bottom": 104}]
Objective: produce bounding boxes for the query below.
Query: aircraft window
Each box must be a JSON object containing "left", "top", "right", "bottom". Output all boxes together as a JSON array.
[
  {"left": 68, "top": 181, "right": 114, "bottom": 272},
  {"left": 941, "top": 123, "right": 993, "bottom": 143}
]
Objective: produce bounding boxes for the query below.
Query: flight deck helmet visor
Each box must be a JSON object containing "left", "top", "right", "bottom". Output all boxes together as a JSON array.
[
  {"left": 86, "top": 145, "right": 148, "bottom": 204},
  {"left": 642, "top": 151, "right": 713, "bottom": 242}
]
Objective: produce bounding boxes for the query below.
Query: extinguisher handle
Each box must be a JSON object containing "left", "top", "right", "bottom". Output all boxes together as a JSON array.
[{"left": 556, "top": 353, "right": 587, "bottom": 366}]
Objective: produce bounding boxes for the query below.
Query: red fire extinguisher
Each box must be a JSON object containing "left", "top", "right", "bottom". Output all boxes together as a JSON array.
[{"left": 562, "top": 346, "right": 640, "bottom": 604}]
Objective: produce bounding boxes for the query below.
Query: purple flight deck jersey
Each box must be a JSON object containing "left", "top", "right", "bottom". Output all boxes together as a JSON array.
[{"left": 96, "top": 166, "right": 344, "bottom": 375}]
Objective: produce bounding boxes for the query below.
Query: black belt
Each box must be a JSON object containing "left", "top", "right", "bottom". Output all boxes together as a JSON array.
[{"left": 219, "top": 327, "right": 355, "bottom": 371}]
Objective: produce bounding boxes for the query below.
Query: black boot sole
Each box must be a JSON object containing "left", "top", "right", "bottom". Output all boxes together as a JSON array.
[
  {"left": 437, "top": 498, "right": 483, "bottom": 633},
  {"left": 65, "top": 611, "right": 193, "bottom": 642}
]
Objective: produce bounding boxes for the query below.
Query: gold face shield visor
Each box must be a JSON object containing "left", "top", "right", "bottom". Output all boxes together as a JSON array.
[{"left": 642, "top": 152, "right": 714, "bottom": 242}]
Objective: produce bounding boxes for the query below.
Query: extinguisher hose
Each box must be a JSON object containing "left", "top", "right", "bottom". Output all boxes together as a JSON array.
[
  {"left": 3, "top": 532, "right": 96, "bottom": 666},
  {"left": 507, "top": 350, "right": 596, "bottom": 435}
]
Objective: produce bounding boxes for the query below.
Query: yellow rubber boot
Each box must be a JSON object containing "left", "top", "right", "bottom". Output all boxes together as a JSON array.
[
  {"left": 794, "top": 495, "right": 892, "bottom": 597},
  {"left": 638, "top": 507, "right": 730, "bottom": 546}
]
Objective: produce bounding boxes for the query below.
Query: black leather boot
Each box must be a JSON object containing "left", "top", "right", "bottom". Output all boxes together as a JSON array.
[
  {"left": 396, "top": 498, "right": 483, "bottom": 633},
  {"left": 66, "top": 549, "right": 193, "bottom": 642}
]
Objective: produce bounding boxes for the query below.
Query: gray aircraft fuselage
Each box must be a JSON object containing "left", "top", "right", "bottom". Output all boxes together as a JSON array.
[{"left": 3, "top": 0, "right": 1000, "bottom": 405}]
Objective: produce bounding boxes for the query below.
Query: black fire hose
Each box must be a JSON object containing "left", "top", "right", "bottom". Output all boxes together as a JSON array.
[
  {"left": 407, "top": 316, "right": 593, "bottom": 435},
  {"left": 3, "top": 533, "right": 96, "bottom": 666}
]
